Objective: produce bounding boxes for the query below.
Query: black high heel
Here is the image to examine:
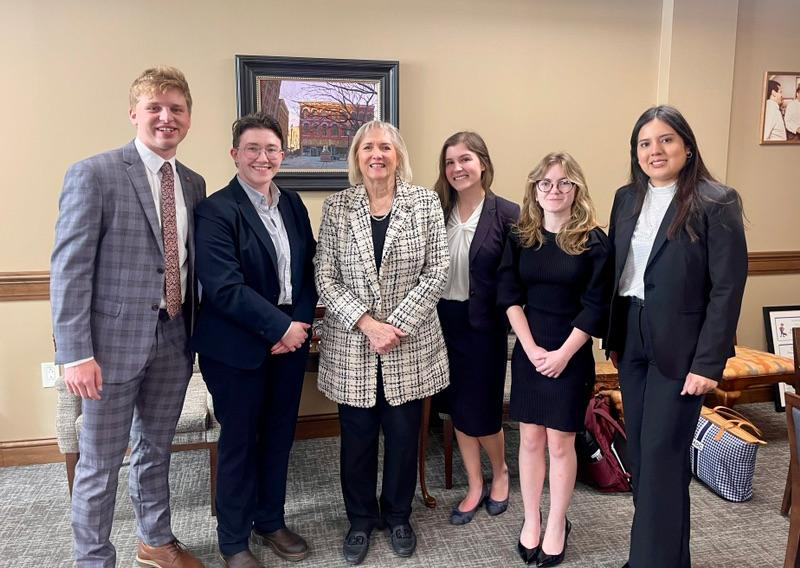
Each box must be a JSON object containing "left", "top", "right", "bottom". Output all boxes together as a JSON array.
[
  {"left": 517, "top": 512, "right": 542, "bottom": 565},
  {"left": 536, "top": 518, "right": 571, "bottom": 567}
]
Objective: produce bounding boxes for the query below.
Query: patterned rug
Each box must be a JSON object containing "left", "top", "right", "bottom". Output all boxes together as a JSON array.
[{"left": 0, "top": 402, "right": 790, "bottom": 567}]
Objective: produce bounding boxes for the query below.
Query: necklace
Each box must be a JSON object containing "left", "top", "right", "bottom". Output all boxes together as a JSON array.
[{"left": 370, "top": 209, "right": 391, "bottom": 222}]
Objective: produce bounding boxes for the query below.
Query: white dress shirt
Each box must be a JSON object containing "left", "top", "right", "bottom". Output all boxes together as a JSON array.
[
  {"left": 442, "top": 199, "right": 483, "bottom": 301},
  {"left": 764, "top": 99, "right": 787, "bottom": 141},
  {"left": 784, "top": 99, "right": 800, "bottom": 135},
  {"left": 239, "top": 177, "right": 293, "bottom": 305},
  {"left": 618, "top": 182, "right": 676, "bottom": 300}
]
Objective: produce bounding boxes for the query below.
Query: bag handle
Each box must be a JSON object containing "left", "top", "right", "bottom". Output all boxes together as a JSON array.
[
  {"left": 711, "top": 406, "right": 751, "bottom": 423},
  {"left": 712, "top": 419, "right": 766, "bottom": 444},
  {"left": 591, "top": 405, "right": 627, "bottom": 440}
]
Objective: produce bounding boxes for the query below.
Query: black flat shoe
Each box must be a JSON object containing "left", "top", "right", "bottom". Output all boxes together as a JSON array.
[
  {"left": 342, "top": 529, "right": 370, "bottom": 565},
  {"left": 486, "top": 471, "right": 510, "bottom": 516},
  {"left": 537, "top": 518, "right": 571, "bottom": 567},
  {"left": 450, "top": 484, "right": 490, "bottom": 525},
  {"left": 387, "top": 524, "right": 416, "bottom": 557}
]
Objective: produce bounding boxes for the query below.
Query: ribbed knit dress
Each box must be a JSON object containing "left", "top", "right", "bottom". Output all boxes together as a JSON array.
[{"left": 497, "top": 228, "right": 611, "bottom": 432}]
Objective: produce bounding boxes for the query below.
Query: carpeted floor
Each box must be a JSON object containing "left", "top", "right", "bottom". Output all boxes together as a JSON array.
[{"left": 0, "top": 402, "right": 790, "bottom": 567}]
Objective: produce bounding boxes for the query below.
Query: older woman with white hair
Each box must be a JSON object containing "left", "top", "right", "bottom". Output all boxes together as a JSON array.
[{"left": 314, "top": 120, "right": 449, "bottom": 565}]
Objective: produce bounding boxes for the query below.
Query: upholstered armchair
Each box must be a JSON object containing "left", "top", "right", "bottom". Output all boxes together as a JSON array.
[{"left": 55, "top": 366, "right": 220, "bottom": 515}]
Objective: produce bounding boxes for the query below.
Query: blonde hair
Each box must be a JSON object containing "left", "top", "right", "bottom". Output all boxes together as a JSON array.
[
  {"left": 347, "top": 120, "right": 412, "bottom": 185},
  {"left": 129, "top": 66, "right": 192, "bottom": 112},
  {"left": 516, "top": 152, "right": 599, "bottom": 255}
]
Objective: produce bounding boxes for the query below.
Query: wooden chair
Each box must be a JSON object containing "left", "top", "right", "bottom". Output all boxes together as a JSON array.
[{"left": 782, "top": 329, "right": 800, "bottom": 568}]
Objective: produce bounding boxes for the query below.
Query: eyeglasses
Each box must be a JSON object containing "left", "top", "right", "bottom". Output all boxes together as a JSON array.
[
  {"left": 535, "top": 179, "right": 576, "bottom": 194},
  {"left": 240, "top": 145, "right": 282, "bottom": 159}
]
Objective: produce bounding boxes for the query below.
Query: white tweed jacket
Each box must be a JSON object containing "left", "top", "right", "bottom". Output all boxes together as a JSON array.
[{"left": 314, "top": 179, "right": 450, "bottom": 407}]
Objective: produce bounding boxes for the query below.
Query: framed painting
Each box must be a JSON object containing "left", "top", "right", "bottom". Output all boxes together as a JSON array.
[
  {"left": 759, "top": 71, "right": 800, "bottom": 145},
  {"left": 763, "top": 305, "right": 800, "bottom": 410},
  {"left": 236, "top": 55, "right": 399, "bottom": 191}
]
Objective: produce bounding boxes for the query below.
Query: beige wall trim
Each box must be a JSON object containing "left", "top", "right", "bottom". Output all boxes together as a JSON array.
[
  {"left": 0, "top": 438, "right": 61, "bottom": 467},
  {"left": 0, "top": 271, "right": 49, "bottom": 302},
  {"left": 748, "top": 251, "right": 800, "bottom": 275},
  {"left": 0, "top": 413, "right": 341, "bottom": 467}
]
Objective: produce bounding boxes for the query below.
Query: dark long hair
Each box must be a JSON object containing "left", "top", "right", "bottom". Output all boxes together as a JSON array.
[
  {"left": 629, "top": 105, "right": 718, "bottom": 241},
  {"left": 434, "top": 131, "right": 495, "bottom": 221}
]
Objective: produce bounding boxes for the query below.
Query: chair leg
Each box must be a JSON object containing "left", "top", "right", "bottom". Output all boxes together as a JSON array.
[
  {"left": 443, "top": 416, "right": 454, "bottom": 489},
  {"left": 784, "top": 466, "right": 792, "bottom": 516},
  {"left": 209, "top": 443, "right": 218, "bottom": 517},
  {"left": 418, "top": 396, "right": 436, "bottom": 508},
  {"left": 785, "top": 507, "right": 800, "bottom": 567},
  {"left": 65, "top": 453, "right": 79, "bottom": 496}
]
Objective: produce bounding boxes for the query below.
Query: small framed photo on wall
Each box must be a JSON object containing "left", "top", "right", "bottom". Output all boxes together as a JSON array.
[
  {"left": 763, "top": 305, "right": 800, "bottom": 410},
  {"left": 760, "top": 71, "right": 800, "bottom": 145}
]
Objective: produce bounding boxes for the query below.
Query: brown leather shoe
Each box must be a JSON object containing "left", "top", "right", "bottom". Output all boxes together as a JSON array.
[
  {"left": 136, "top": 540, "right": 203, "bottom": 567},
  {"left": 220, "top": 549, "right": 264, "bottom": 568},
  {"left": 251, "top": 527, "right": 309, "bottom": 561}
]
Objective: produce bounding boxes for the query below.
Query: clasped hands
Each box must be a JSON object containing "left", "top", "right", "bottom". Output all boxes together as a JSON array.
[
  {"left": 271, "top": 321, "right": 311, "bottom": 355},
  {"left": 357, "top": 314, "right": 407, "bottom": 355},
  {"left": 525, "top": 345, "right": 571, "bottom": 378}
]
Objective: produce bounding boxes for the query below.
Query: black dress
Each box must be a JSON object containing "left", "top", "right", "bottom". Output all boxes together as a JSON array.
[{"left": 497, "top": 228, "right": 611, "bottom": 432}]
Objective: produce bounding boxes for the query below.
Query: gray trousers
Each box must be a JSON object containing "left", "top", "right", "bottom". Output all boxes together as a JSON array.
[{"left": 72, "top": 313, "right": 192, "bottom": 567}]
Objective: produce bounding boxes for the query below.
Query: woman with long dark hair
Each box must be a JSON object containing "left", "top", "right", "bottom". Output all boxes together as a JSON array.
[
  {"left": 606, "top": 105, "right": 747, "bottom": 568},
  {"left": 433, "top": 131, "right": 519, "bottom": 525}
]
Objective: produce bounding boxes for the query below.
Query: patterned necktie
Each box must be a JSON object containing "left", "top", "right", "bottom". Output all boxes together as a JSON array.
[{"left": 160, "top": 162, "right": 182, "bottom": 319}]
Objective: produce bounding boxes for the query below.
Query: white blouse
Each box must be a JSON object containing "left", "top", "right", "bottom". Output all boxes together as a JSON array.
[
  {"left": 618, "top": 182, "right": 677, "bottom": 299},
  {"left": 442, "top": 199, "right": 484, "bottom": 301}
]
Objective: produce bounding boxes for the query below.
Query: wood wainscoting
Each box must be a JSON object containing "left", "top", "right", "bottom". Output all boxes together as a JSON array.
[{"left": 2, "top": 252, "right": 799, "bottom": 302}]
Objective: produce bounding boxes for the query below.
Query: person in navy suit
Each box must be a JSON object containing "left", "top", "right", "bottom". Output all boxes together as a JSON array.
[
  {"left": 192, "top": 113, "right": 317, "bottom": 568},
  {"left": 433, "top": 131, "right": 519, "bottom": 525}
]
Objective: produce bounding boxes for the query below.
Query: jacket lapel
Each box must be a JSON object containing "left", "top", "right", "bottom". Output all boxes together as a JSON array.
[
  {"left": 613, "top": 193, "right": 639, "bottom": 284},
  {"left": 469, "top": 193, "right": 494, "bottom": 263},
  {"left": 276, "top": 185, "right": 302, "bottom": 295},
  {"left": 348, "top": 185, "right": 381, "bottom": 296},
  {"left": 176, "top": 162, "right": 196, "bottom": 270},
  {"left": 379, "top": 179, "right": 410, "bottom": 278},
  {"left": 124, "top": 142, "right": 163, "bottom": 255},
  {"left": 232, "top": 180, "right": 279, "bottom": 272},
  {"left": 645, "top": 198, "right": 677, "bottom": 271}
]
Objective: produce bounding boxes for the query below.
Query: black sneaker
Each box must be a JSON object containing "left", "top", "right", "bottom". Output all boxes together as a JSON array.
[
  {"left": 387, "top": 524, "right": 416, "bottom": 557},
  {"left": 343, "top": 529, "right": 370, "bottom": 565}
]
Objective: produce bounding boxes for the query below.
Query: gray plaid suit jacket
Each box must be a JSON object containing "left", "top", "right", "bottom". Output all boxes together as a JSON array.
[
  {"left": 314, "top": 179, "right": 450, "bottom": 407},
  {"left": 51, "top": 140, "right": 206, "bottom": 382}
]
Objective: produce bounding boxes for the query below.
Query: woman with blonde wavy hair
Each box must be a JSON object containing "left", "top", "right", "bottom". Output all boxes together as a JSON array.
[{"left": 497, "top": 152, "right": 611, "bottom": 567}]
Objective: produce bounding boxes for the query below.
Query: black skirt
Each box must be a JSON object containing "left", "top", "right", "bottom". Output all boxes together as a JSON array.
[
  {"left": 509, "top": 308, "right": 595, "bottom": 432},
  {"left": 437, "top": 299, "right": 508, "bottom": 437}
]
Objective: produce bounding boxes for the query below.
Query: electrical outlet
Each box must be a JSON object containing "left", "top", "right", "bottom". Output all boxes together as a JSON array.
[{"left": 41, "top": 362, "right": 60, "bottom": 388}]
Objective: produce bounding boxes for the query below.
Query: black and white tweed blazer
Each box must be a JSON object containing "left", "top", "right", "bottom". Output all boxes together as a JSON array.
[{"left": 314, "top": 179, "right": 450, "bottom": 407}]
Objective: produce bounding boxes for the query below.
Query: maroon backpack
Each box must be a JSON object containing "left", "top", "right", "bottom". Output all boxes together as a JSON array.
[{"left": 577, "top": 395, "right": 632, "bottom": 493}]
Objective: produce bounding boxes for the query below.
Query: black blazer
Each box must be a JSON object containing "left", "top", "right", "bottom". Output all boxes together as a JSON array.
[
  {"left": 191, "top": 177, "right": 318, "bottom": 369},
  {"left": 463, "top": 193, "right": 520, "bottom": 330},
  {"left": 605, "top": 181, "right": 747, "bottom": 380}
]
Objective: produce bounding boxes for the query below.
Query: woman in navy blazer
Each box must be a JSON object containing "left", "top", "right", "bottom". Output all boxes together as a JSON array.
[
  {"left": 606, "top": 106, "right": 747, "bottom": 568},
  {"left": 433, "top": 132, "right": 519, "bottom": 525},
  {"left": 192, "top": 113, "right": 317, "bottom": 566}
]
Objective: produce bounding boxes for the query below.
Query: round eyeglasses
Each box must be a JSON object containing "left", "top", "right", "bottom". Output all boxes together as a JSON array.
[
  {"left": 535, "top": 179, "right": 576, "bottom": 194},
  {"left": 240, "top": 145, "right": 282, "bottom": 159}
]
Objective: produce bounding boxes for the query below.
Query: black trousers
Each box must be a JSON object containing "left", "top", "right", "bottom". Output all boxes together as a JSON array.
[
  {"left": 200, "top": 339, "right": 308, "bottom": 556},
  {"left": 617, "top": 299, "right": 704, "bottom": 568},
  {"left": 338, "top": 367, "right": 422, "bottom": 532}
]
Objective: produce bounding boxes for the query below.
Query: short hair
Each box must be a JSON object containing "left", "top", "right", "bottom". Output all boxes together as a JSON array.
[
  {"left": 231, "top": 113, "right": 284, "bottom": 149},
  {"left": 516, "top": 152, "right": 599, "bottom": 255},
  {"left": 433, "top": 131, "right": 495, "bottom": 221},
  {"left": 767, "top": 79, "right": 781, "bottom": 100},
  {"left": 129, "top": 66, "right": 192, "bottom": 112},
  {"left": 347, "top": 120, "right": 412, "bottom": 185}
]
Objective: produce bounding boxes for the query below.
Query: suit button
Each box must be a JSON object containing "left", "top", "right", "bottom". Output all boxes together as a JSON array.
[
  {"left": 470, "top": 290, "right": 475, "bottom": 296},
  {"left": 151, "top": 304, "right": 159, "bottom": 311},
  {"left": 645, "top": 284, "right": 654, "bottom": 291},
  {"left": 157, "top": 267, "right": 164, "bottom": 274}
]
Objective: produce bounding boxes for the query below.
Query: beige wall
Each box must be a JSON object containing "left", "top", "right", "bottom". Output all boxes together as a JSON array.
[{"left": 0, "top": 0, "right": 796, "bottom": 441}]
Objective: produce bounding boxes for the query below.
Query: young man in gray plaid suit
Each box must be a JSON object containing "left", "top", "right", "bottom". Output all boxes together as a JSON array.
[{"left": 50, "top": 66, "right": 206, "bottom": 568}]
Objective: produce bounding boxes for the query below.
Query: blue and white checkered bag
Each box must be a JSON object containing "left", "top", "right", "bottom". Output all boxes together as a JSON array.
[{"left": 690, "top": 406, "right": 767, "bottom": 502}]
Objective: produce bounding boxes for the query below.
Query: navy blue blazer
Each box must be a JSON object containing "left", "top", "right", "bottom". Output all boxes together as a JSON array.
[
  {"left": 463, "top": 193, "right": 520, "bottom": 330},
  {"left": 605, "top": 181, "right": 747, "bottom": 380},
  {"left": 191, "top": 177, "right": 318, "bottom": 370}
]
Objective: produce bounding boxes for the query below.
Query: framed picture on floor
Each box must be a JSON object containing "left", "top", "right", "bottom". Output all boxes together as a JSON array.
[
  {"left": 235, "top": 55, "right": 399, "bottom": 191},
  {"left": 763, "top": 305, "right": 800, "bottom": 411}
]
